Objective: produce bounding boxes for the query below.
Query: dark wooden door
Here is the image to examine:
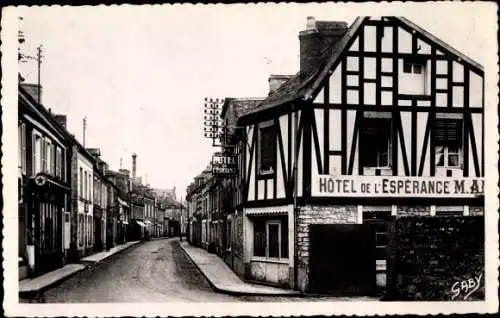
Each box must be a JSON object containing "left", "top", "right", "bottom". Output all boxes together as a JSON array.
[{"left": 309, "top": 224, "right": 377, "bottom": 296}]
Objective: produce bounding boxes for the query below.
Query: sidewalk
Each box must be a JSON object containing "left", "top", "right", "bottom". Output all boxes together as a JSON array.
[
  {"left": 19, "top": 241, "right": 141, "bottom": 294},
  {"left": 179, "top": 241, "right": 301, "bottom": 296},
  {"left": 80, "top": 241, "right": 140, "bottom": 265}
]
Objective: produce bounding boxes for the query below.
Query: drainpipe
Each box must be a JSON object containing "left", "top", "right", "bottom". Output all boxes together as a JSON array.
[{"left": 293, "top": 103, "right": 299, "bottom": 290}]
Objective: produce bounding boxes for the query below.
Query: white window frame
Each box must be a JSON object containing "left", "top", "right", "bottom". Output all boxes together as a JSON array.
[
  {"left": 19, "top": 123, "right": 27, "bottom": 174},
  {"left": 434, "top": 116, "right": 464, "bottom": 169},
  {"left": 400, "top": 58, "right": 429, "bottom": 96},
  {"left": 33, "top": 132, "right": 42, "bottom": 174},
  {"left": 252, "top": 218, "right": 288, "bottom": 262},
  {"left": 266, "top": 220, "right": 282, "bottom": 260},
  {"left": 55, "top": 147, "right": 62, "bottom": 179},
  {"left": 403, "top": 61, "right": 423, "bottom": 74},
  {"left": 79, "top": 167, "right": 83, "bottom": 199},
  {"left": 436, "top": 145, "right": 462, "bottom": 169}
]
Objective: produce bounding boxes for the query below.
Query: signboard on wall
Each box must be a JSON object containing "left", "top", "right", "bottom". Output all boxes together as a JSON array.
[
  {"left": 212, "top": 152, "right": 237, "bottom": 176},
  {"left": 312, "top": 175, "right": 484, "bottom": 198}
]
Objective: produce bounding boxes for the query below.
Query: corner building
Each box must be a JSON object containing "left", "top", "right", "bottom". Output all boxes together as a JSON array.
[{"left": 236, "top": 16, "right": 484, "bottom": 299}]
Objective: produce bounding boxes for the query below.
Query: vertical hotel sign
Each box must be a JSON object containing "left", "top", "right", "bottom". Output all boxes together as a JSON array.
[{"left": 312, "top": 175, "right": 484, "bottom": 198}]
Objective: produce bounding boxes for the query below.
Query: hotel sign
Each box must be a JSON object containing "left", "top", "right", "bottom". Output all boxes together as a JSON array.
[
  {"left": 212, "top": 152, "right": 238, "bottom": 176},
  {"left": 313, "top": 175, "right": 484, "bottom": 198}
]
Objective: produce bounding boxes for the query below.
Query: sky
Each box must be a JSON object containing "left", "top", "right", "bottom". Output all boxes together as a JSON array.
[{"left": 13, "top": 2, "right": 495, "bottom": 198}]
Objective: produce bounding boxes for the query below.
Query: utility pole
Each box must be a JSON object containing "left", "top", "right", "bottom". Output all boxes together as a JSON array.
[
  {"left": 37, "top": 45, "right": 43, "bottom": 105},
  {"left": 83, "top": 117, "right": 87, "bottom": 147}
]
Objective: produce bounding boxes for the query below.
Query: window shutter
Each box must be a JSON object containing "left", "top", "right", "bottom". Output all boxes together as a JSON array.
[
  {"left": 434, "top": 119, "right": 463, "bottom": 143},
  {"left": 21, "top": 125, "right": 27, "bottom": 173}
]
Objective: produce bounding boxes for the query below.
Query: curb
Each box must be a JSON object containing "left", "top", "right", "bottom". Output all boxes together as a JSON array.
[
  {"left": 178, "top": 242, "right": 303, "bottom": 298},
  {"left": 19, "top": 267, "right": 85, "bottom": 299},
  {"left": 19, "top": 241, "right": 142, "bottom": 298},
  {"left": 80, "top": 241, "right": 141, "bottom": 267}
]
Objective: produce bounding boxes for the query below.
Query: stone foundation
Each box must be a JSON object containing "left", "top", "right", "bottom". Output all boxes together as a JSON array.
[{"left": 296, "top": 205, "right": 357, "bottom": 292}]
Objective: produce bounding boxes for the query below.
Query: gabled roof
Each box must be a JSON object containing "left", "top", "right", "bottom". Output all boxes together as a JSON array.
[
  {"left": 19, "top": 84, "right": 97, "bottom": 163},
  {"left": 236, "top": 17, "right": 366, "bottom": 122},
  {"left": 392, "top": 17, "right": 483, "bottom": 73},
  {"left": 237, "top": 16, "right": 483, "bottom": 123},
  {"left": 221, "top": 97, "right": 265, "bottom": 120}
]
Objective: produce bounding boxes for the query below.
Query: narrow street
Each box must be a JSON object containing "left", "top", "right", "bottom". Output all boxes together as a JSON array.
[
  {"left": 21, "top": 238, "right": 371, "bottom": 303},
  {"left": 32, "top": 238, "right": 237, "bottom": 303}
]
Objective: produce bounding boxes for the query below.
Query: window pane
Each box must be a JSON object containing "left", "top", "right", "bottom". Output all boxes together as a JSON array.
[
  {"left": 281, "top": 218, "right": 288, "bottom": 258},
  {"left": 260, "top": 126, "right": 275, "bottom": 171},
  {"left": 362, "top": 118, "right": 392, "bottom": 168},
  {"left": 253, "top": 219, "right": 266, "bottom": 257},
  {"left": 268, "top": 224, "right": 279, "bottom": 258},
  {"left": 448, "top": 154, "right": 459, "bottom": 167},
  {"left": 413, "top": 63, "right": 422, "bottom": 74},
  {"left": 436, "top": 153, "right": 444, "bottom": 166},
  {"left": 403, "top": 63, "right": 412, "bottom": 73}
]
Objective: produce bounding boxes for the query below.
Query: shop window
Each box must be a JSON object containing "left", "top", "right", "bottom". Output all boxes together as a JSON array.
[
  {"left": 361, "top": 117, "right": 392, "bottom": 168},
  {"left": 259, "top": 123, "right": 275, "bottom": 174},
  {"left": 434, "top": 118, "right": 463, "bottom": 168},
  {"left": 253, "top": 217, "right": 288, "bottom": 259}
]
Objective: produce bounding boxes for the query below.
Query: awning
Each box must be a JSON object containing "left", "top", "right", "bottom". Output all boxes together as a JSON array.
[
  {"left": 122, "top": 221, "right": 129, "bottom": 225},
  {"left": 144, "top": 220, "right": 152, "bottom": 224},
  {"left": 118, "top": 197, "right": 129, "bottom": 207},
  {"left": 136, "top": 220, "right": 146, "bottom": 227},
  {"left": 245, "top": 206, "right": 288, "bottom": 216}
]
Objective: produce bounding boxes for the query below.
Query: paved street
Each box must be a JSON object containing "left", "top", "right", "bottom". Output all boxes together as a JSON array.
[
  {"left": 28, "top": 238, "right": 237, "bottom": 303},
  {"left": 21, "top": 238, "right": 375, "bottom": 303}
]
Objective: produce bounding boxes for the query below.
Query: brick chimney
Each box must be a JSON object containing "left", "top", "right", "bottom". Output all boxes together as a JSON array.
[
  {"left": 268, "top": 75, "right": 293, "bottom": 95},
  {"left": 132, "top": 153, "right": 137, "bottom": 180},
  {"left": 299, "top": 17, "right": 348, "bottom": 76},
  {"left": 53, "top": 114, "right": 67, "bottom": 129}
]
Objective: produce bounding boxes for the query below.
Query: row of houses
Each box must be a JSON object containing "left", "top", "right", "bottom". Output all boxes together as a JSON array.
[
  {"left": 186, "top": 16, "right": 485, "bottom": 300},
  {"left": 18, "top": 83, "right": 184, "bottom": 280}
]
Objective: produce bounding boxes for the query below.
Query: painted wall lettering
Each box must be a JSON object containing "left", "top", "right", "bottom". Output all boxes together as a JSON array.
[{"left": 314, "top": 175, "right": 484, "bottom": 198}]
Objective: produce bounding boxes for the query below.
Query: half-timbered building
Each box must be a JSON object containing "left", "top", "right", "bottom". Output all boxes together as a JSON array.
[{"left": 236, "top": 16, "right": 484, "bottom": 297}]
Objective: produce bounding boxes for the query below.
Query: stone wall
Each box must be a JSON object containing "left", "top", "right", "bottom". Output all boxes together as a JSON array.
[
  {"left": 470, "top": 206, "right": 484, "bottom": 216},
  {"left": 387, "top": 216, "right": 484, "bottom": 300},
  {"left": 397, "top": 205, "right": 430, "bottom": 217},
  {"left": 226, "top": 212, "right": 245, "bottom": 279},
  {"left": 296, "top": 205, "right": 357, "bottom": 291}
]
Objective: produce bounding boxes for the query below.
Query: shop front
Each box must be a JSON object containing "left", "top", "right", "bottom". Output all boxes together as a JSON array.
[
  {"left": 243, "top": 205, "right": 294, "bottom": 288},
  {"left": 26, "top": 173, "right": 70, "bottom": 276}
]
